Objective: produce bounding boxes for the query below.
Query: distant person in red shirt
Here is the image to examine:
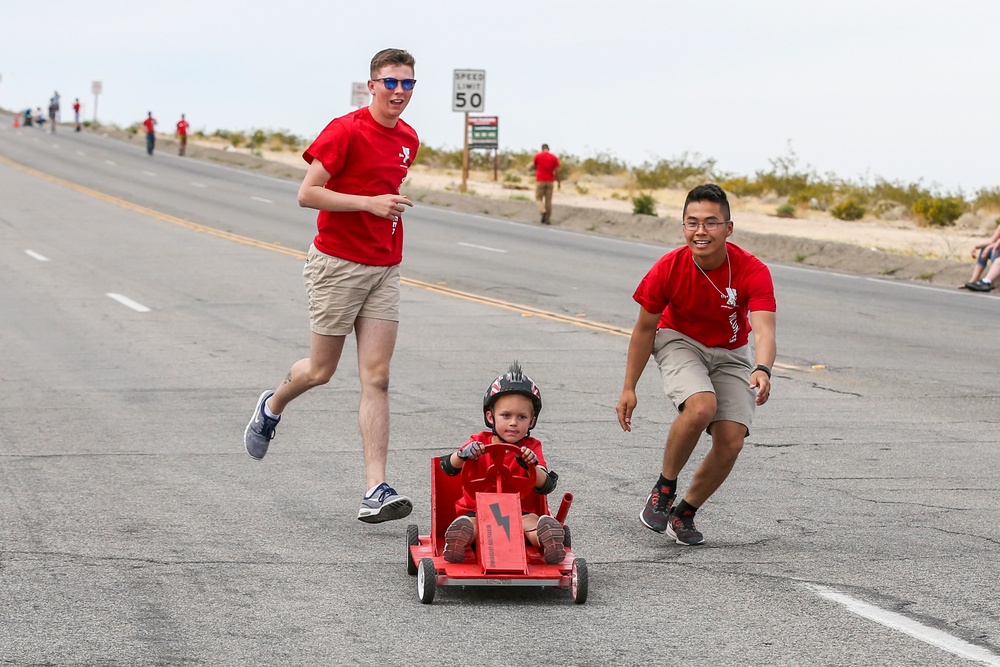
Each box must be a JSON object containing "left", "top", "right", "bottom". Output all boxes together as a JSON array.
[
  {"left": 73, "top": 98, "right": 81, "bottom": 132},
  {"left": 244, "top": 48, "right": 420, "bottom": 525},
  {"left": 532, "top": 143, "right": 560, "bottom": 225},
  {"left": 617, "top": 183, "right": 777, "bottom": 546},
  {"left": 176, "top": 114, "right": 190, "bottom": 156},
  {"left": 142, "top": 112, "right": 157, "bottom": 155}
]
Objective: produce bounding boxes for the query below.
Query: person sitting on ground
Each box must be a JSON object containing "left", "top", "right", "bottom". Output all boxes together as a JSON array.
[
  {"left": 966, "top": 246, "right": 1000, "bottom": 292},
  {"left": 963, "top": 224, "right": 1000, "bottom": 291},
  {"left": 439, "top": 361, "right": 565, "bottom": 564}
]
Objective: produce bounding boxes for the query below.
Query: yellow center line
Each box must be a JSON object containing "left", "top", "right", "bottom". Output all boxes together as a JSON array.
[{"left": 0, "top": 153, "right": 817, "bottom": 372}]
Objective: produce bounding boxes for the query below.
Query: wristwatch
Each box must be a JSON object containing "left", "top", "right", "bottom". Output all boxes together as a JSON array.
[{"left": 752, "top": 364, "right": 771, "bottom": 378}]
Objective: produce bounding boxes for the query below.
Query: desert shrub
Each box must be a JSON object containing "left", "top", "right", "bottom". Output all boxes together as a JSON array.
[
  {"left": 973, "top": 187, "right": 1000, "bottom": 213},
  {"left": 911, "top": 196, "right": 965, "bottom": 227},
  {"left": 776, "top": 203, "right": 796, "bottom": 218},
  {"left": 864, "top": 178, "right": 929, "bottom": 210},
  {"left": 633, "top": 153, "right": 717, "bottom": 190},
  {"left": 578, "top": 152, "right": 627, "bottom": 176},
  {"left": 632, "top": 193, "right": 657, "bottom": 216},
  {"left": 831, "top": 199, "right": 866, "bottom": 221},
  {"left": 503, "top": 172, "right": 522, "bottom": 185},
  {"left": 721, "top": 176, "right": 766, "bottom": 198}
]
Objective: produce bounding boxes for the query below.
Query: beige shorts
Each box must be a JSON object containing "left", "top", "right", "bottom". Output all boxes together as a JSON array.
[
  {"left": 652, "top": 328, "right": 756, "bottom": 433},
  {"left": 302, "top": 244, "right": 400, "bottom": 336}
]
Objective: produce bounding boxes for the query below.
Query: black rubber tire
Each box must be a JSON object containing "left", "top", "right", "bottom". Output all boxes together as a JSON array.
[
  {"left": 417, "top": 558, "right": 436, "bottom": 604},
  {"left": 562, "top": 523, "right": 572, "bottom": 548},
  {"left": 572, "top": 558, "right": 589, "bottom": 605},
  {"left": 406, "top": 524, "right": 419, "bottom": 576}
]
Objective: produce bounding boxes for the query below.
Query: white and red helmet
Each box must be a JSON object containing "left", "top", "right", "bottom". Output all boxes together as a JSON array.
[{"left": 482, "top": 361, "right": 542, "bottom": 431}]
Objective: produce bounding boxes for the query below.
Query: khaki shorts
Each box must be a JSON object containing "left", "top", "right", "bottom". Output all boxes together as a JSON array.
[
  {"left": 652, "top": 328, "right": 756, "bottom": 433},
  {"left": 302, "top": 244, "right": 400, "bottom": 336}
]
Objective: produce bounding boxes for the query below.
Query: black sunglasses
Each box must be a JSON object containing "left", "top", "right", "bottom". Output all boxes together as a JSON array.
[{"left": 373, "top": 78, "right": 416, "bottom": 91}]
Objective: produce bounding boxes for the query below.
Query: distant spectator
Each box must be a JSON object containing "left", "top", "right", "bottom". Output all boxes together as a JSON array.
[
  {"left": 143, "top": 112, "right": 157, "bottom": 156},
  {"left": 962, "top": 225, "right": 1000, "bottom": 291},
  {"left": 48, "top": 96, "right": 58, "bottom": 133},
  {"left": 964, "top": 234, "right": 1000, "bottom": 292},
  {"left": 22, "top": 108, "right": 33, "bottom": 127},
  {"left": 533, "top": 143, "right": 560, "bottom": 225},
  {"left": 176, "top": 114, "right": 190, "bottom": 156},
  {"left": 35, "top": 107, "right": 45, "bottom": 129},
  {"left": 73, "top": 98, "right": 81, "bottom": 132}
]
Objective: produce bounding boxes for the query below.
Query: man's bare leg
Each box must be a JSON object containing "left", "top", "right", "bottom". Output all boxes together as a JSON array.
[
  {"left": 354, "top": 317, "right": 397, "bottom": 489},
  {"left": 268, "top": 331, "right": 346, "bottom": 415}
]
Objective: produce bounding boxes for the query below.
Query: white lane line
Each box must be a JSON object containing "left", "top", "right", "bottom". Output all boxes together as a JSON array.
[
  {"left": 805, "top": 584, "right": 1000, "bottom": 665},
  {"left": 105, "top": 159, "right": 116, "bottom": 166},
  {"left": 191, "top": 182, "right": 207, "bottom": 188},
  {"left": 250, "top": 196, "right": 273, "bottom": 204},
  {"left": 142, "top": 170, "right": 156, "bottom": 177},
  {"left": 458, "top": 242, "right": 507, "bottom": 254},
  {"left": 106, "top": 293, "right": 151, "bottom": 313},
  {"left": 25, "top": 249, "right": 49, "bottom": 261}
]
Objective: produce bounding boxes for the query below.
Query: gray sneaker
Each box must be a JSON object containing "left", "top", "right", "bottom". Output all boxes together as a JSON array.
[
  {"left": 536, "top": 515, "right": 566, "bottom": 564},
  {"left": 358, "top": 482, "right": 413, "bottom": 523},
  {"left": 244, "top": 390, "right": 280, "bottom": 460}
]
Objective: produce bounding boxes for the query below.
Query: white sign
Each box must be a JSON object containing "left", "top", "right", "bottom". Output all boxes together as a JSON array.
[
  {"left": 452, "top": 69, "right": 485, "bottom": 112},
  {"left": 350, "top": 82, "right": 369, "bottom": 107},
  {"left": 91, "top": 81, "right": 103, "bottom": 95}
]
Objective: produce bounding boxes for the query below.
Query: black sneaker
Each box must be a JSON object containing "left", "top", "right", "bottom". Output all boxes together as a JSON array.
[
  {"left": 965, "top": 279, "right": 994, "bottom": 292},
  {"left": 666, "top": 508, "right": 705, "bottom": 545},
  {"left": 639, "top": 484, "right": 675, "bottom": 533}
]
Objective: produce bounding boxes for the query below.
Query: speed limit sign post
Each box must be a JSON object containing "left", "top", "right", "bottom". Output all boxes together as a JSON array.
[{"left": 453, "top": 69, "right": 486, "bottom": 192}]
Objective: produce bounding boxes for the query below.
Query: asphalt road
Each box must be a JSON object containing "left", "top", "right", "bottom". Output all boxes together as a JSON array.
[{"left": 2, "top": 117, "right": 1000, "bottom": 666}]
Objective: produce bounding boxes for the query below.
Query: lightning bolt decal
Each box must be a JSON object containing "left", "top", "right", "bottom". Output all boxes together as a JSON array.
[{"left": 489, "top": 502, "right": 512, "bottom": 539}]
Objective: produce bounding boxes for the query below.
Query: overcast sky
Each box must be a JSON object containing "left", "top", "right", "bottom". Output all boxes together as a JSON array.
[{"left": 2, "top": 0, "right": 997, "bottom": 193}]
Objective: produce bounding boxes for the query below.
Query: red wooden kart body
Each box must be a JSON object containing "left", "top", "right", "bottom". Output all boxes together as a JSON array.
[{"left": 406, "top": 444, "right": 588, "bottom": 604}]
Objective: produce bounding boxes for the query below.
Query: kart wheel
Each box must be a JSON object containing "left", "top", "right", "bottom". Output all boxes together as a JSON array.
[
  {"left": 406, "top": 524, "right": 419, "bottom": 576},
  {"left": 417, "top": 558, "right": 436, "bottom": 604},
  {"left": 562, "top": 523, "right": 572, "bottom": 548},
  {"left": 571, "top": 558, "right": 588, "bottom": 605}
]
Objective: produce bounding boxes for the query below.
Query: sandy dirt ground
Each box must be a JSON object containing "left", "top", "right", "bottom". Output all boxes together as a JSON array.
[{"left": 111, "top": 130, "right": 997, "bottom": 291}]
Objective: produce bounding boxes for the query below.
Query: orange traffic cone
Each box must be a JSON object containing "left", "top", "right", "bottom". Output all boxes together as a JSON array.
[{"left": 14, "top": 116, "right": 20, "bottom": 128}]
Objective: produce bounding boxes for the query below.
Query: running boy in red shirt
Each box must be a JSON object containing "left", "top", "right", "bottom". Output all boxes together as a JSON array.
[
  {"left": 617, "top": 183, "right": 777, "bottom": 546},
  {"left": 439, "top": 362, "right": 565, "bottom": 564}
]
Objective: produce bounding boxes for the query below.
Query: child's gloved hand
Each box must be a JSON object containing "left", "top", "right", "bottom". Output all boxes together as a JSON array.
[
  {"left": 457, "top": 441, "right": 484, "bottom": 460},
  {"left": 518, "top": 446, "right": 538, "bottom": 466}
]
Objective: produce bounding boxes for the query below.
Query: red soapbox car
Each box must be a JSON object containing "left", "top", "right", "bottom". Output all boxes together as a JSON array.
[{"left": 406, "top": 443, "right": 588, "bottom": 604}]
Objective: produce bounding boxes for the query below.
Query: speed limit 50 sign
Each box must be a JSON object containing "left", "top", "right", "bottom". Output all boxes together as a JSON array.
[{"left": 453, "top": 69, "right": 485, "bottom": 112}]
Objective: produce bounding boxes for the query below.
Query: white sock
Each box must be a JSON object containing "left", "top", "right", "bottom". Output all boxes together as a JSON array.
[
  {"left": 366, "top": 483, "right": 386, "bottom": 497},
  {"left": 263, "top": 401, "right": 280, "bottom": 420}
]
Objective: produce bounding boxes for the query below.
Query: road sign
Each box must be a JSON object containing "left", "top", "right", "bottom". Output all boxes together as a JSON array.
[
  {"left": 350, "top": 82, "right": 369, "bottom": 107},
  {"left": 91, "top": 81, "right": 102, "bottom": 95},
  {"left": 468, "top": 116, "right": 498, "bottom": 149},
  {"left": 453, "top": 69, "right": 485, "bottom": 112}
]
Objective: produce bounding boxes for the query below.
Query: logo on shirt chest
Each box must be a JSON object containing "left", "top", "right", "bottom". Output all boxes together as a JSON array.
[{"left": 399, "top": 145, "right": 412, "bottom": 167}]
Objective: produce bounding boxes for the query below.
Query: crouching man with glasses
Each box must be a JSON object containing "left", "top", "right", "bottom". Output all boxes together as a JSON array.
[{"left": 616, "top": 183, "right": 777, "bottom": 546}]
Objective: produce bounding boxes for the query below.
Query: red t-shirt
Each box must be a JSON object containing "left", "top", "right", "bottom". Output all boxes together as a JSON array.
[
  {"left": 633, "top": 242, "right": 776, "bottom": 349},
  {"left": 176, "top": 120, "right": 189, "bottom": 136},
  {"left": 454, "top": 431, "right": 548, "bottom": 516},
  {"left": 143, "top": 118, "right": 156, "bottom": 133},
  {"left": 303, "top": 107, "right": 419, "bottom": 266},
  {"left": 533, "top": 151, "right": 560, "bottom": 182}
]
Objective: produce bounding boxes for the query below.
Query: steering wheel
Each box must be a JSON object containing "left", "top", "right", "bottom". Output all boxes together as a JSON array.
[{"left": 461, "top": 443, "right": 537, "bottom": 500}]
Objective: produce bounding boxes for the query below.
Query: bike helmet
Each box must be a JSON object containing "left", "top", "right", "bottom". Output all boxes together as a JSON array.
[{"left": 482, "top": 361, "right": 542, "bottom": 431}]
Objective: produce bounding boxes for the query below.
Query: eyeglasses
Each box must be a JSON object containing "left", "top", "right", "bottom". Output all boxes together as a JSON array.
[
  {"left": 373, "top": 78, "right": 417, "bottom": 91},
  {"left": 682, "top": 220, "right": 731, "bottom": 231}
]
